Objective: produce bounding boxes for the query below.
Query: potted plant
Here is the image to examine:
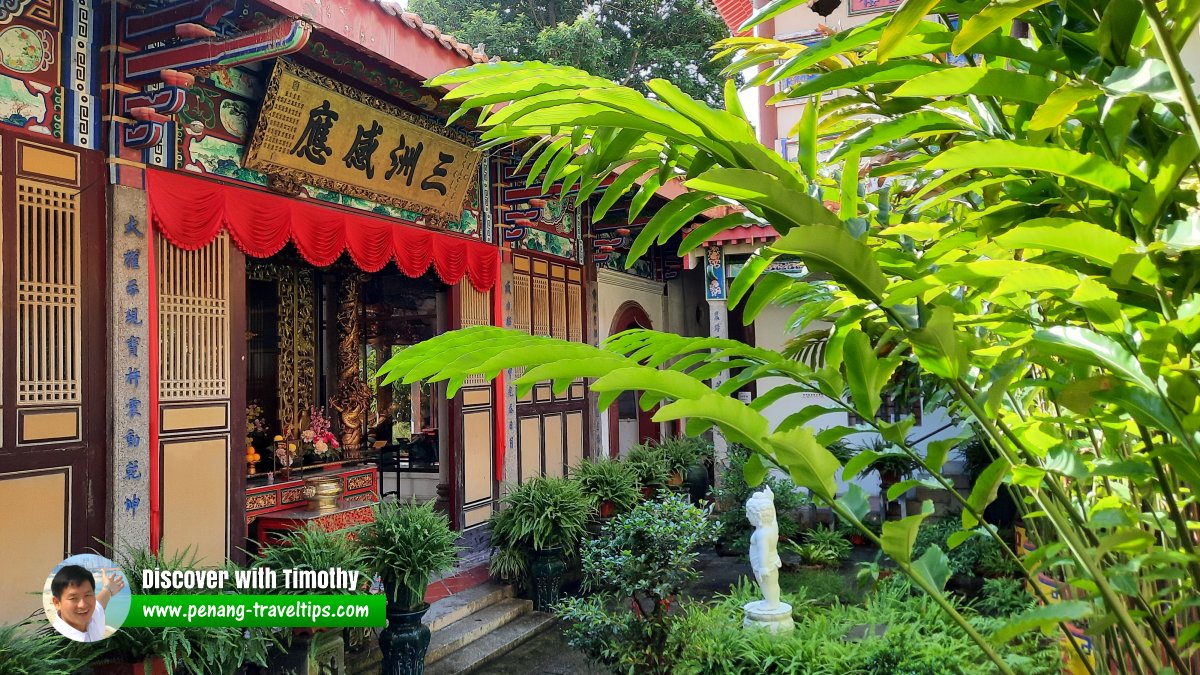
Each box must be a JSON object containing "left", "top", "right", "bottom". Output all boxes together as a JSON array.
[
  {"left": 358, "top": 500, "right": 461, "bottom": 675},
  {"left": 571, "top": 458, "right": 640, "bottom": 518},
  {"left": 250, "top": 520, "right": 369, "bottom": 664},
  {"left": 625, "top": 445, "right": 671, "bottom": 499},
  {"left": 656, "top": 436, "right": 713, "bottom": 501},
  {"left": 490, "top": 477, "right": 591, "bottom": 611}
]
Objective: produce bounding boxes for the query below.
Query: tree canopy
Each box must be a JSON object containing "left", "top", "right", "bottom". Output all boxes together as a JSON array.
[{"left": 407, "top": 0, "right": 731, "bottom": 106}]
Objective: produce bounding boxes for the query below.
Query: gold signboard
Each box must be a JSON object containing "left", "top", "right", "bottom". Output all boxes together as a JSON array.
[{"left": 244, "top": 60, "right": 481, "bottom": 225}]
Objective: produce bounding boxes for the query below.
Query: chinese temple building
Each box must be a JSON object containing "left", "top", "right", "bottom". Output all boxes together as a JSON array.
[{"left": 0, "top": 0, "right": 710, "bottom": 624}]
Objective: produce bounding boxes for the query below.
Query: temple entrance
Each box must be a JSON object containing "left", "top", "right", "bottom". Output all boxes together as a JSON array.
[
  {"left": 608, "top": 301, "right": 658, "bottom": 457},
  {"left": 244, "top": 251, "right": 450, "bottom": 508}
]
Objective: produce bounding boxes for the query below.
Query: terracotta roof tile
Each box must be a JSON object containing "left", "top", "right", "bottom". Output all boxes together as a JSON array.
[{"left": 713, "top": 0, "right": 754, "bottom": 35}]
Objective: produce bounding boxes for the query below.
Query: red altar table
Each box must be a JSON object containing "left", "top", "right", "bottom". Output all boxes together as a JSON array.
[
  {"left": 245, "top": 465, "right": 379, "bottom": 541},
  {"left": 253, "top": 498, "right": 377, "bottom": 545}
]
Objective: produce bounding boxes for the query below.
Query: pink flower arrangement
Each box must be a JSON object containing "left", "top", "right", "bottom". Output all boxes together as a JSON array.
[{"left": 305, "top": 406, "right": 340, "bottom": 456}]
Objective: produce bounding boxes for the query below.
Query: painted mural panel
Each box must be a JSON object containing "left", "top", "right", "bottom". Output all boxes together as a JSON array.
[
  {"left": 0, "top": 0, "right": 94, "bottom": 147},
  {"left": 496, "top": 161, "right": 582, "bottom": 262}
]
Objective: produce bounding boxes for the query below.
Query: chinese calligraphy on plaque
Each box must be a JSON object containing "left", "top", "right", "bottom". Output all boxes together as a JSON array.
[{"left": 244, "top": 60, "right": 482, "bottom": 225}]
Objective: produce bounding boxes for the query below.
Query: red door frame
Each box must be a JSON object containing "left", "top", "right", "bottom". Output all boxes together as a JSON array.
[{"left": 606, "top": 301, "right": 658, "bottom": 457}]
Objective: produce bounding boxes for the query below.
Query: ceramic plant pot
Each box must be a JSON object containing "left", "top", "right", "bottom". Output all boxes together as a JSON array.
[
  {"left": 530, "top": 547, "right": 567, "bottom": 612},
  {"left": 379, "top": 603, "right": 431, "bottom": 675}
]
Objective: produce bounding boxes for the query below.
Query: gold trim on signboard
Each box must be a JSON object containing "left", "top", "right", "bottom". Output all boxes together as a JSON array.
[{"left": 243, "top": 59, "right": 482, "bottom": 226}]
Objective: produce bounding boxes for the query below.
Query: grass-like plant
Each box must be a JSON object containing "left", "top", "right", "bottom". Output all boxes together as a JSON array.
[
  {"left": 655, "top": 436, "right": 711, "bottom": 475},
  {"left": 571, "top": 458, "right": 640, "bottom": 513},
  {"left": 100, "top": 546, "right": 282, "bottom": 674},
  {"left": 492, "top": 476, "right": 592, "bottom": 553},
  {"left": 0, "top": 621, "right": 94, "bottom": 675},
  {"left": 251, "top": 521, "right": 369, "bottom": 594},
  {"left": 625, "top": 444, "right": 671, "bottom": 489},
  {"left": 358, "top": 500, "right": 460, "bottom": 610}
]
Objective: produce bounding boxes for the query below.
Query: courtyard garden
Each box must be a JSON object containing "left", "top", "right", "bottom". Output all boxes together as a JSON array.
[{"left": 377, "top": 0, "right": 1200, "bottom": 671}]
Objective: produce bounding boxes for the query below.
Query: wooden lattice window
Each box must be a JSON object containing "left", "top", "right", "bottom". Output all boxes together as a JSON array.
[
  {"left": 511, "top": 254, "right": 583, "bottom": 344},
  {"left": 156, "top": 233, "right": 230, "bottom": 401},
  {"left": 567, "top": 283, "right": 582, "bottom": 343},
  {"left": 459, "top": 283, "right": 491, "bottom": 386},
  {"left": 17, "top": 179, "right": 81, "bottom": 404}
]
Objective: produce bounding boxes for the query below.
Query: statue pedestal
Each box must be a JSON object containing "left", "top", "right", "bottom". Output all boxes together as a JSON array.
[{"left": 743, "top": 600, "right": 794, "bottom": 634}]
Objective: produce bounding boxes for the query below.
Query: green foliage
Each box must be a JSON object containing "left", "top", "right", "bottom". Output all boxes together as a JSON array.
[
  {"left": 492, "top": 476, "right": 593, "bottom": 553},
  {"left": 556, "top": 492, "right": 718, "bottom": 674},
  {"left": 655, "top": 435, "right": 712, "bottom": 474},
  {"left": 975, "top": 578, "right": 1037, "bottom": 618},
  {"left": 804, "top": 524, "right": 853, "bottom": 561},
  {"left": 668, "top": 579, "right": 1060, "bottom": 675},
  {"left": 250, "top": 522, "right": 368, "bottom": 594},
  {"left": 624, "top": 444, "right": 671, "bottom": 489},
  {"left": 913, "top": 518, "right": 981, "bottom": 577},
  {"left": 571, "top": 458, "right": 641, "bottom": 512},
  {"left": 779, "top": 568, "right": 861, "bottom": 604},
  {"left": 787, "top": 524, "right": 853, "bottom": 568},
  {"left": 358, "top": 500, "right": 461, "bottom": 610},
  {"left": 0, "top": 622, "right": 93, "bottom": 675},
  {"left": 99, "top": 547, "right": 282, "bottom": 674},
  {"left": 407, "top": 0, "right": 730, "bottom": 106},
  {"left": 714, "top": 443, "right": 806, "bottom": 550},
  {"left": 399, "top": 1, "right": 1200, "bottom": 669}
]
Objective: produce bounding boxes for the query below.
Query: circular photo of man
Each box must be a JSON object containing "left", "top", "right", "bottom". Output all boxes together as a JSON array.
[{"left": 42, "top": 554, "right": 130, "bottom": 642}]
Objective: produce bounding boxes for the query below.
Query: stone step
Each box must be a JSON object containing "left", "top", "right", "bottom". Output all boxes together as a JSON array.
[
  {"left": 425, "top": 582, "right": 515, "bottom": 633},
  {"left": 425, "top": 611, "right": 556, "bottom": 675},
  {"left": 425, "top": 598, "right": 532, "bottom": 665}
]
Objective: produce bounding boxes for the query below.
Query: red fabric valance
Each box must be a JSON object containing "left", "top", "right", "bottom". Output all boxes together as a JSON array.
[{"left": 147, "top": 169, "right": 499, "bottom": 292}]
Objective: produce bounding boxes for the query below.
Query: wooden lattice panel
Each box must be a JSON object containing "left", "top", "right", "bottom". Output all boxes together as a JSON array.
[
  {"left": 567, "top": 283, "right": 582, "bottom": 343},
  {"left": 16, "top": 179, "right": 80, "bottom": 405},
  {"left": 531, "top": 276, "right": 549, "bottom": 337},
  {"left": 550, "top": 279, "right": 567, "bottom": 340},
  {"left": 459, "top": 283, "right": 491, "bottom": 386},
  {"left": 512, "top": 271, "right": 531, "bottom": 334},
  {"left": 156, "top": 233, "right": 230, "bottom": 401}
]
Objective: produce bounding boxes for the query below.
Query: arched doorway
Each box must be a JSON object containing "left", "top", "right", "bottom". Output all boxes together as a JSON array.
[{"left": 607, "top": 302, "right": 660, "bottom": 457}]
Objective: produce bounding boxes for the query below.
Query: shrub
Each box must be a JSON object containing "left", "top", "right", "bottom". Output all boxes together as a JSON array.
[
  {"left": 912, "top": 518, "right": 981, "bottom": 577},
  {"left": 655, "top": 435, "right": 711, "bottom": 475},
  {"left": 488, "top": 477, "right": 592, "bottom": 589},
  {"left": 974, "top": 578, "right": 1036, "bottom": 618},
  {"left": 556, "top": 492, "right": 718, "bottom": 674},
  {"left": 0, "top": 621, "right": 93, "bottom": 675},
  {"left": 571, "top": 458, "right": 640, "bottom": 513},
  {"left": 787, "top": 525, "right": 853, "bottom": 568}
]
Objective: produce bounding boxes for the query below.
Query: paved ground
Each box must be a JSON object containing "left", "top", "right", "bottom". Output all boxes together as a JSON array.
[{"left": 476, "top": 550, "right": 753, "bottom": 674}]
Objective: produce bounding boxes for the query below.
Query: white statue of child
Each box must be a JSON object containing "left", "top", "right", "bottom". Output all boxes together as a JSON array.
[{"left": 746, "top": 485, "right": 783, "bottom": 610}]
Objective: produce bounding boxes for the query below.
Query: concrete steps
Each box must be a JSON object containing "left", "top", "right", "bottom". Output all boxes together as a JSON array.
[
  {"left": 420, "top": 581, "right": 555, "bottom": 674},
  {"left": 425, "top": 611, "right": 556, "bottom": 675}
]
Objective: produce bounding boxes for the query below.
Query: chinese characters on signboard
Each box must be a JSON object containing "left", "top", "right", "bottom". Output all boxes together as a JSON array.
[{"left": 243, "top": 60, "right": 483, "bottom": 225}]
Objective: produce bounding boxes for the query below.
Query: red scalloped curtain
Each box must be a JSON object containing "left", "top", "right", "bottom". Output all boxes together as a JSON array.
[{"left": 146, "top": 169, "right": 499, "bottom": 292}]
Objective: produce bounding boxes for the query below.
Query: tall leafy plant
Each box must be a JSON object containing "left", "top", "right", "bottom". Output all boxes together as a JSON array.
[{"left": 383, "top": 0, "right": 1200, "bottom": 671}]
